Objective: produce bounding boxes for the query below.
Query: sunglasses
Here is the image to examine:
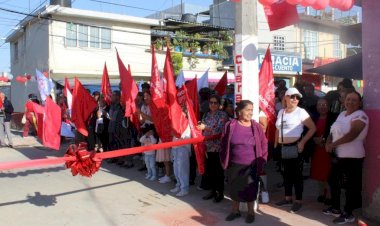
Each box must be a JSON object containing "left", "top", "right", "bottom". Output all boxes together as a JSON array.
[
  {"left": 288, "top": 94, "right": 301, "bottom": 100},
  {"left": 209, "top": 101, "right": 219, "bottom": 105}
]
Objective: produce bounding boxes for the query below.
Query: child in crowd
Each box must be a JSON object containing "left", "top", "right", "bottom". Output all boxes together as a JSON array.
[
  {"left": 139, "top": 124, "right": 158, "bottom": 181},
  {"left": 95, "top": 110, "right": 105, "bottom": 152}
]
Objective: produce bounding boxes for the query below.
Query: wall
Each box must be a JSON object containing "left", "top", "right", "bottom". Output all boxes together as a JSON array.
[
  {"left": 362, "top": 0, "right": 380, "bottom": 223},
  {"left": 10, "top": 20, "right": 50, "bottom": 112}
]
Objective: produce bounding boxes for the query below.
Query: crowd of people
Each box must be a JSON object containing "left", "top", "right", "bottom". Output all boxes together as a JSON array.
[{"left": 19, "top": 78, "right": 368, "bottom": 225}]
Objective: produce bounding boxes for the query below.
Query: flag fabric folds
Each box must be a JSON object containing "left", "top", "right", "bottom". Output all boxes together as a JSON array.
[
  {"left": 183, "top": 85, "right": 205, "bottom": 174},
  {"left": 214, "top": 71, "right": 228, "bottom": 96},
  {"left": 185, "top": 77, "right": 200, "bottom": 121},
  {"left": 259, "top": 47, "right": 276, "bottom": 143},
  {"left": 43, "top": 97, "right": 61, "bottom": 150},
  {"left": 149, "top": 46, "right": 173, "bottom": 142},
  {"left": 35, "top": 69, "right": 53, "bottom": 102},
  {"left": 64, "top": 77, "right": 73, "bottom": 112},
  {"left": 175, "top": 70, "right": 186, "bottom": 88},
  {"left": 197, "top": 68, "right": 209, "bottom": 91},
  {"left": 101, "top": 63, "right": 113, "bottom": 105},
  {"left": 264, "top": 0, "right": 299, "bottom": 31},
  {"left": 116, "top": 50, "right": 138, "bottom": 118},
  {"left": 71, "top": 78, "right": 97, "bottom": 137},
  {"left": 163, "top": 45, "right": 189, "bottom": 138}
]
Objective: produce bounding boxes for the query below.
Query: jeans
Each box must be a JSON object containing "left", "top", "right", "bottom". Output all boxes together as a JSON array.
[
  {"left": 0, "top": 117, "right": 13, "bottom": 146},
  {"left": 172, "top": 145, "right": 191, "bottom": 192},
  {"left": 283, "top": 156, "right": 303, "bottom": 200},
  {"left": 144, "top": 154, "right": 157, "bottom": 178}
]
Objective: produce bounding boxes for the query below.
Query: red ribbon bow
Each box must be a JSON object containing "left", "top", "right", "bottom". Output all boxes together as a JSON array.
[{"left": 64, "top": 143, "right": 102, "bottom": 177}]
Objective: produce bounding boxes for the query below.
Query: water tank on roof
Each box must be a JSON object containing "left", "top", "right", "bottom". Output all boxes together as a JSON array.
[
  {"left": 50, "top": 0, "right": 71, "bottom": 7},
  {"left": 181, "top": 13, "right": 197, "bottom": 23}
]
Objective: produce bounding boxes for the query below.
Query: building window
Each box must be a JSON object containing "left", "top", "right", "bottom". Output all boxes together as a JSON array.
[
  {"left": 304, "top": 30, "right": 319, "bottom": 60},
  {"left": 90, "top": 27, "right": 100, "bottom": 48},
  {"left": 101, "top": 28, "right": 111, "bottom": 49},
  {"left": 78, "top": 25, "right": 88, "bottom": 47},
  {"left": 66, "top": 23, "right": 77, "bottom": 47},
  {"left": 333, "top": 35, "right": 341, "bottom": 58},
  {"left": 13, "top": 41, "right": 18, "bottom": 61},
  {"left": 274, "top": 35, "right": 285, "bottom": 51}
]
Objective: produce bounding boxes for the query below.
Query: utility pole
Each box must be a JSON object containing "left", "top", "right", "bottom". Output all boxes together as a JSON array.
[{"left": 234, "top": 0, "right": 259, "bottom": 120}]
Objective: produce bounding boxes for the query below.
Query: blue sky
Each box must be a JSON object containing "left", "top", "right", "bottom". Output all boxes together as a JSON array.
[{"left": 0, "top": 0, "right": 213, "bottom": 73}]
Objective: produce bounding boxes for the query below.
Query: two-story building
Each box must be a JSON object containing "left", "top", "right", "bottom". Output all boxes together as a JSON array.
[{"left": 6, "top": 1, "right": 160, "bottom": 112}]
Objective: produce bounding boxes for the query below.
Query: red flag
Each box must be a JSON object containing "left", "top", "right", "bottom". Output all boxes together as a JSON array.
[
  {"left": 71, "top": 78, "right": 97, "bottom": 137},
  {"left": 63, "top": 77, "right": 71, "bottom": 97},
  {"left": 32, "top": 102, "right": 45, "bottom": 140},
  {"left": 264, "top": 0, "right": 299, "bottom": 31},
  {"left": 185, "top": 77, "right": 200, "bottom": 121},
  {"left": 116, "top": 50, "right": 138, "bottom": 118},
  {"left": 214, "top": 71, "right": 228, "bottom": 96},
  {"left": 163, "top": 44, "right": 189, "bottom": 138},
  {"left": 183, "top": 85, "right": 205, "bottom": 174},
  {"left": 127, "top": 65, "right": 141, "bottom": 131},
  {"left": 101, "top": 63, "right": 112, "bottom": 105},
  {"left": 149, "top": 46, "right": 172, "bottom": 142},
  {"left": 259, "top": 47, "right": 276, "bottom": 143},
  {"left": 43, "top": 97, "right": 61, "bottom": 150}
]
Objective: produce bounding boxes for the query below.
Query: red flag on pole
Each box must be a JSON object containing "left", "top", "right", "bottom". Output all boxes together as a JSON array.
[
  {"left": 71, "top": 78, "right": 97, "bottom": 137},
  {"left": 101, "top": 63, "right": 112, "bottom": 105},
  {"left": 63, "top": 77, "right": 71, "bottom": 97},
  {"left": 214, "top": 71, "right": 228, "bottom": 96},
  {"left": 183, "top": 85, "right": 205, "bottom": 174},
  {"left": 43, "top": 97, "right": 61, "bottom": 150},
  {"left": 264, "top": 0, "right": 299, "bottom": 31},
  {"left": 149, "top": 46, "right": 173, "bottom": 142},
  {"left": 163, "top": 44, "right": 189, "bottom": 138},
  {"left": 185, "top": 77, "right": 200, "bottom": 121},
  {"left": 259, "top": 47, "right": 276, "bottom": 143},
  {"left": 116, "top": 50, "right": 138, "bottom": 118},
  {"left": 32, "top": 102, "right": 45, "bottom": 140}
]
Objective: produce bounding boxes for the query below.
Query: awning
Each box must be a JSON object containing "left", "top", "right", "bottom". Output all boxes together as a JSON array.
[
  {"left": 306, "top": 53, "right": 362, "bottom": 80},
  {"left": 182, "top": 70, "right": 235, "bottom": 83}
]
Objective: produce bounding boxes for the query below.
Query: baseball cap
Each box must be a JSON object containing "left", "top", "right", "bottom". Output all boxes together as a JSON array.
[{"left": 285, "top": 88, "right": 302, "bottom": 98}]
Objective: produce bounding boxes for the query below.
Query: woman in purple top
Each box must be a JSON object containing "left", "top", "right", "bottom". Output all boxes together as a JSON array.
[{"left": 220, "top": 100, "right": 268, "bottom": 224}]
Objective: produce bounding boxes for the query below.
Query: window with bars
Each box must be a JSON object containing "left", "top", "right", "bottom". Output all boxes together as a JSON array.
[
  {"left": 274, "top": 35, "right": 285, "bottom": 51},
  {"left": 66, "top": 23, "right": 111, "bottom": 49},
  {"left": 90, "top": 27, "right": 100, "bottom": 48},
  {"left": 78, "top": 25, "right": 88, "bottom": 47},
  {"left": 333, "top": 35, "right": 342, "bottom": 58},
  {"left": 66, "top": 23, "right": 77, "bottom": 47},
  {"left": 304, "top": 30, "right": 319, "bottom": 60},
  {"left": 101, "top": 28, "right": 111, "bottom": 49}
]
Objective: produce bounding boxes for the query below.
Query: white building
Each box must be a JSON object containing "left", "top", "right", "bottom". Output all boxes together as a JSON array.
[{"left": 6, "top": 4, "right": 160, "bottom": 112}]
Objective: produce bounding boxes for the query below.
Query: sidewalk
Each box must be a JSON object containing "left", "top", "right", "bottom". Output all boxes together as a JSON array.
[{"left": 0, "top": 133, "right": 377, "bottom": 226}]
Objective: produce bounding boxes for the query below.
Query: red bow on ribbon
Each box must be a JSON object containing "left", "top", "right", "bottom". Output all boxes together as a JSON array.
[{"left": 64, "top": 143, "right": 102, "bottom": 177}]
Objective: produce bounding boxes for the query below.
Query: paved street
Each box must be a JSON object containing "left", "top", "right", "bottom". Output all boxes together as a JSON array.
[{"left": 0, "top": 133, "right": 368, "bottom": 226}]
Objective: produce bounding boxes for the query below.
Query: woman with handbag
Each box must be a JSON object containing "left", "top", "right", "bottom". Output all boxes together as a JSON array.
[
  {"left": 220, "top": 100, "right": 268, "bottom": 223},
  {"left": 274, "top": 88, "right": 316, "bottom": 213}
]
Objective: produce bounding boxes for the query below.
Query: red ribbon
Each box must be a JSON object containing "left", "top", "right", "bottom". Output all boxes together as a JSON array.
[
  {"left": 0, "top": 135, "right": 221, "bottom": 177},
  {"left": 64, "top": 143, "right": 101, "bottom": 177}
]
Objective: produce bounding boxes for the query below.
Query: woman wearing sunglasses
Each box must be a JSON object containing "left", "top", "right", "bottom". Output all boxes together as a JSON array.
[
  {"left": 274, "top": 88, "right": 316, "bottom": 213},
  {"left": 197, "top": 94, "right": 229, "bottom": 203}
]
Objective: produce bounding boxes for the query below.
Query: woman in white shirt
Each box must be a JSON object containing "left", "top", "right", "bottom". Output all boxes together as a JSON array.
[
  {"left": 324, "top": 91, "right": 368, "bottom": 224},
  {"left": 274, "top": 88, "right": 316, "bottom": 213}
]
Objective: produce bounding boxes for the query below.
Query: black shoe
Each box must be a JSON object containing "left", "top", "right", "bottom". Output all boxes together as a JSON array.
[
  {"left": 225, "top": 212, "right": 241, "bottom": 221},
  {"left": 8, "top": 145, "right": 13, "bottom": 148},
  {"left": 245, "top": 213, "right": 255, "bottom": 223},
  {"left": 138, "top": 166, "right": 147, "bottom": 171},
  {"left": 214, "top": 193, "right": 224, "bottom": 203},
  {"left": 290, "top": 202, "right": 302, "bottom": 213},
  {"left": 202, "top": 192, "right": 215, "bottom": 200},
  {"left": 317, "top": 195, "right": 326, "bottom": 203},
  {"left": 324, "top": 198, "right": 332, "bottom": 206},
  {"left": 275, "top": 199, "right": 293, "bottom": 207}
]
